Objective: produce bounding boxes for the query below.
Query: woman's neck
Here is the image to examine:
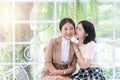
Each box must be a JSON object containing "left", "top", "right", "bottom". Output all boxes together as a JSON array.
[{"left": 78, "top": 39, "right": 84, "bottom": 46}]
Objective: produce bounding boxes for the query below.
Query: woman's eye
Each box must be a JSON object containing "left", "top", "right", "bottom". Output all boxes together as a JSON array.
[
  {"left": 64, "top": 28, "right": 67, "bottom": 30},
  {"left": 70, "top": 28, "right": 74, "bottom": 30}
]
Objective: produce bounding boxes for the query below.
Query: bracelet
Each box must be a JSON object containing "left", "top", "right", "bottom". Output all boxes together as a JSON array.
[{"left": 63, "top": 70, "right": 66, "bottom": 74}]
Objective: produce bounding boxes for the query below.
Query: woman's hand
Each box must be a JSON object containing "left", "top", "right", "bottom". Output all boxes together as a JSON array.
[
  {"left": 49, "top": 69, "right": 63, "bottom": 76},
  {"left": 48, "top": 66, "right": 56, "bottom": 75},
  {"left": 48, "top": 67, "right": 63, "bottom": 76}
]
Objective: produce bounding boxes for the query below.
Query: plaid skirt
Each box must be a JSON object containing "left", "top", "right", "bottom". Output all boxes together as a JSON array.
[{"left": 72, "top": 67, "right": 106, "bottom": 80}]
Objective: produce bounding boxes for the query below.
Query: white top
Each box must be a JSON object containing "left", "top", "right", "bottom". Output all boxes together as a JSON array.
[
  {"left": 78, "top": 41, "right": 100, "bottom": 67},
  {"left": 61, "top": 37, "right": 70, "bottom": 64}
]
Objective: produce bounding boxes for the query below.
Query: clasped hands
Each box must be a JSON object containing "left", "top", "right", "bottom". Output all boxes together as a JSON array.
[
  {"left": 48, "top": 67, "right": 72, "bottom": 80},
  {"left": 48, "top": 66, "right": 62, "bottom": 76}
]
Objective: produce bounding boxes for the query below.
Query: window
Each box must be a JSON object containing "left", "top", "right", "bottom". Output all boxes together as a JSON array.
[{"left": 0, "top": 0, "right": 120, "bottom": 80}]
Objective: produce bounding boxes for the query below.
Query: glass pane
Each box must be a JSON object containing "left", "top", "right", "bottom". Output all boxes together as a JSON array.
[
  {"left": 15, "top": 2, "right": 33, "bottom": 21},
  {"left": 76, "top": 1, "right": 97, "bottom": 21},
  {"left": 36, "top": 64, "right": 44, "bottom": 80},
  {"left": 115, "top": 62, "right": 120, "bottom": 79},
  {"left": 0, "top": 24, "right": 12, "bottom": 42},
  {"left": 116, "top": 23, "right": 120, "bottom": 40},
  {"left": 15, "top": 23, "right": 33, "bottom": 42},
  {"left": 35, "top": 43, "right": 45, "bottom": 63},
  {"left": 103, "top": 63, "right": 113, "bottom": 80},
  {"left": 36, "top": 23, "right": 54, "bottom": 43},
  {"left": 14, "top": 65, "right": 33, "bottom": 80},
  {"left": 115, "top": 42, "right": 120, "bottom": 60},
  {"left": 97, "top": 42, "right": 113, "bottom": 61},
  {"left": 57, "top": 2, "right": 75, "bottom": 20},
  {"left": 36, "top": 23, "right": 54, "bottom": 62},
  {"left": 116, "top": 2, "right": 120, "bottom": 20},
  {"left": 0, "top": 2, "right": 12, "bottom": 22},
  {"left": 0, "top": 65, "right": 12, "bottom": 80},
  {"left": 36, "top": 2, "right": 54, "bottom": 20},
  {"left": 98, "top": 2, "right": 113, "bottom": 21},
  {"left": 56, "top": 23, "right": 60, "bottom": 37},
  {"left": 15, "top": 44, "right": 33, "bottom": 63},
  {"left": 96, "top": 22, "right": 113, "bottom": 40},
  {"left": 0, "top": 44, "right": 12, "bottom": 63}
]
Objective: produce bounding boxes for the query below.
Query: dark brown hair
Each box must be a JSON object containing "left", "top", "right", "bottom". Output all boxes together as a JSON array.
[
  {"left": 59, "top": 18, "right": 75, "bottom": 31},
  {"left": 77, "top": 20, "right": 96, "bottom": 44}
]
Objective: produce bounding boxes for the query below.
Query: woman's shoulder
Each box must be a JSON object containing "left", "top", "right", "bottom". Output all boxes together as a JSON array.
[
  {"left": 87, "top": 41, "right": 96, "bottom": 45},
  {"left": 85, "top": 41, "right": 96, "bottom": 48},
  {"left": 49, "top": 38, "right": 55, "bottom": 43},
  {"left": 49, "top": 36, "right": 62, "bottom": 45}
]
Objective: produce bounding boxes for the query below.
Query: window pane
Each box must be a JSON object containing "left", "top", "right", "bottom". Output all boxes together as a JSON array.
[
  {"left": 98, "top": 42, "right": 113, "bottom": 61},
  {"left": 115, "top": 62, "right": 120, "bottom": 79},
  {"left": 115, "top": 42, "right": 120, "bottom": 60},
  {"left": 0, "top": 2, "right": 12, "bottom": 22},
  {"left": 36, "top": 64, "right": 44, "bottom": 80},
  {"left": 76, "top": 1, "right": 97, "bottom": 21},
  {"left": 116, "top": 2, "right": 120, "bottom": 20},
  {"left": 56, "top": 23, "right": 60, "bottom": 37},
  {"left": 35, "top": 43, "right": 44, "bottom": 63},
  {"left": 15, "top": 23, "right": 33, "bottom": 42},
  {"left": 103, "top": 63, "right": 113, "bottom": 80},
  {"left": 15, "top": 44, "right": 33, "bottom": 63},
  {"left": 0, "top": 44, "right": 12, "bottom": 63},
  {"left": 0, "top": 24, "right": 12, "bottom": 42},
  {"left": 0, "top": 65, "right": 12, "bottom": 80},
  {"left": 15, "top": 2, "right": 33, "bottom": 21},
  {"left": 14, "top": 65, "right": 33, "bottom": 80},
  {"left": 98, "top": 2, "right": 113, "bottom": 21},
  {"left": 36, "top": 23, "right": 54, "bottom": 42},
  {"left": 36, "top": 2, "right": 54, "bottom": 20},
  {"left": 57, "top": 2, "right": 75, "bottom": 19},
  {"left": 116, "top": 23, "right": 120, "bottom": 40},
  {"left": 96, "top": 23, "right": 113, "bottom": 40}
]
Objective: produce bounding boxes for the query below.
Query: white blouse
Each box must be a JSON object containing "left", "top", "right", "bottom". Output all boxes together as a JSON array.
[
  {"left": 79, "top": 41, "right": 100, "bottom": 67},
  {"left": 61, "top": 37, "right": 70, "bottom": 64}
]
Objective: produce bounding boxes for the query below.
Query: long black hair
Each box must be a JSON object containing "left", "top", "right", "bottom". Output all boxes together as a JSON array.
[{"left": 77, "top": 20, "right": 96, "bottom": 44}]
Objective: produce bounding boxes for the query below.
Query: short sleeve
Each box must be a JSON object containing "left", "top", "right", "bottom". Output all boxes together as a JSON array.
[{"left": 84, "top": 41, "right": 97, "bottom": 60}]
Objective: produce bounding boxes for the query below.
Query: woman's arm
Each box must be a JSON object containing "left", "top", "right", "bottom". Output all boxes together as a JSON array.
[
  {"left": 44, "top": 39, "right": 57, "bottom": 72},
  {"left": 62, "top": 55, "right": 76, "bottom": 75},
  {"left": 51, "top": 65, "right": 76, "bottom": 76},
  {"left": 73, "top": 43, "right": 91, "bottom": 69},
  {"left": 43, "top": 44, "right": 58, "bottom": 76}
]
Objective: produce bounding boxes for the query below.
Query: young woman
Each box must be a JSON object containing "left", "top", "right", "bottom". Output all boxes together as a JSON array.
[
  {"left": 41, "top": 18, "right": 77, "bottom": 80},
  {"left": 72, "top": 20, "right": 106, "bottom": 80}
]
